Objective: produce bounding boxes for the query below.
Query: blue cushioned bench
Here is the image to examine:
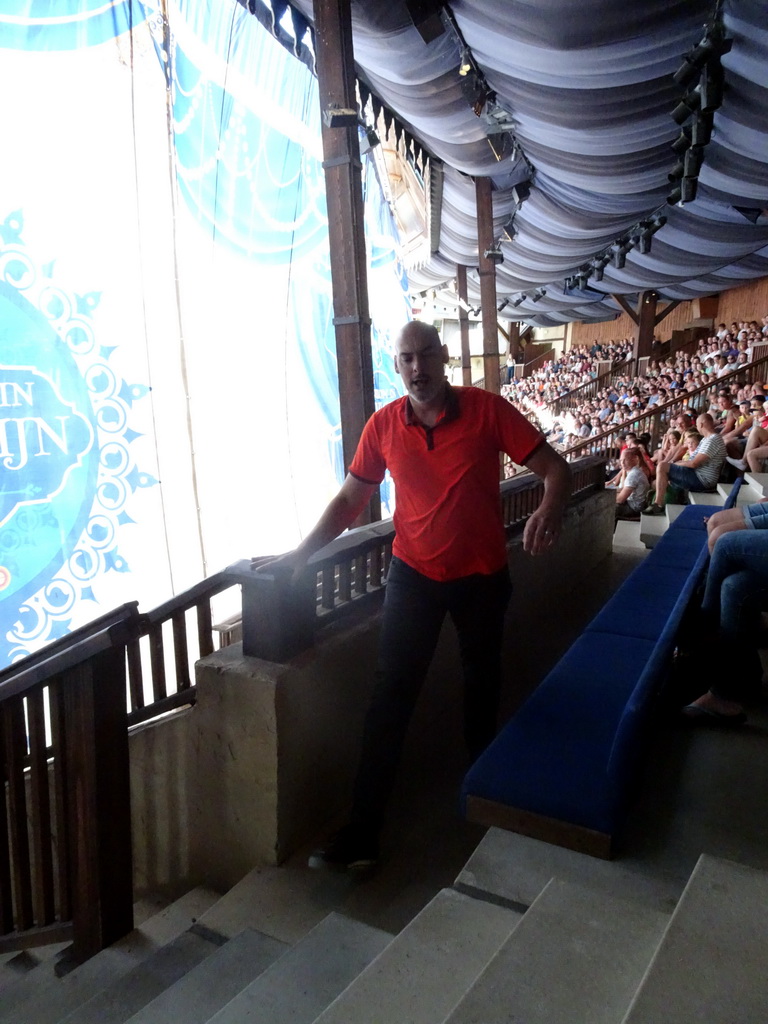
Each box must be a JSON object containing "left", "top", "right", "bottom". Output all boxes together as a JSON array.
[{"left": 461, "top": 487, "right": 740, "bottom": 859}]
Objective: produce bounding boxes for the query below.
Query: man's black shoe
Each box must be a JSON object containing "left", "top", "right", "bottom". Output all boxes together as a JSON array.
[{"left": 308, "top": 824, "right": 379, "bottom": 873}]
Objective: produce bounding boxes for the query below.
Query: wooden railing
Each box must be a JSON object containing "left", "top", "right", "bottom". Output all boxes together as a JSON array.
[
  {"left": 237, "top": 456, "right": 607, "bottom": 661},
  {"left": 125, "top": 570, "right": 239, "bottom": 727},
  {"left": 0, "top": 606, "right": 138, "bottom": 961},
  {"left": 0, "top": 454, "right": 607, "bottom": 961},
  {"left": 562, "top": 353, "right": 768, "bottom": 464}
]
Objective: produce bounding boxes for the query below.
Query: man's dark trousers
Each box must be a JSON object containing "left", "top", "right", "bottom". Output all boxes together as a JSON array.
[{"left": 349, "top": 556, "right": 512, "bottom": 834}]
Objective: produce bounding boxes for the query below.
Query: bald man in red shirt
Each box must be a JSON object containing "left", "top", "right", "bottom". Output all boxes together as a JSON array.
[{"left": 275, "top": 321, "right": 571, "bottom": 871}]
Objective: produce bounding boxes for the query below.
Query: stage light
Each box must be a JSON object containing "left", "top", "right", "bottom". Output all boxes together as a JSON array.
[
  {"left": 668, "top": 159, "right": 685, "bottom": 182},
  {"left": 360, "top": 125, "right": 380, "bottom": 155},
  {"left": 671, "top": 129, "right": 692, "bottom": 154},
  {"left": 691, "top": 112, "right": 713, "bottom": 146},
  {"left": 699, "top": 62, "right": 724, "bottom": 113},
  {"left": 671, "top": 87, "right": 701, "bottom": 125},
  {"left": 611, "top": 245, "right": 627, "bottom": 269},
  {"left": 459, "top": 47, "right": 472, "bottom": 76},
  {"left": 498, "top": 298, "right": 509, "bottom": 312},
  {"left": 483, "top": 245, "right": 504, "bottom": 264},
  {"left": 512, "top": 181, "right": 530, "bottom": 208},
  {"left": 681, "top": 176, "right": 698, "bottom": 203},
  {"left": 502, "top": 217, "right": 516, "bottom": 242},
  {"left": 684, "top": 145, "right": 704, "bottom": 177},
  {"left": 667, "top": 185, "right": 682, "bottom": 206},
  {"left": 512, "top": 295, "right": 526, "bottom": 307},
  {"left": 531, "top": 288, "right": 546, "bottom": 303}
]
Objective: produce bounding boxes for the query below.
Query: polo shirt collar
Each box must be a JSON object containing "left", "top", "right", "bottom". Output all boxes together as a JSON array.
[{"left": 403, "top": 382, "right": 460, "bottom": 426}]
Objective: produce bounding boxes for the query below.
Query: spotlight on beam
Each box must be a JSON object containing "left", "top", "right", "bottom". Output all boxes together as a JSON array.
[
  {"left": 511, "top": 181, "right": 530, "bottom": 208},
  {"left": 611, "top": 244, "right": 628, "bottom": 269},
  {"left": 483, "top": 244, "right": 504, "bottom": 264},
  {"left": 680, "top": 176, "right": 698, "bottom": 203},
  {"left": 691, "top": 112, "right": 713, "bottom": 146},
  {"left": 671, "top": 87, "right": 701, "bottom": 125},
  {"left": 684, "top": 145, "right": 704, "bottom": 177},
  {"left": 512, "top": 295, "right": 526, "bottom": 307},
  {"left": 501, "top": 217, "right": 516, "bottom": 242},
  {"left": 671, "top": 129, "right": 692, "bottom": 155},
  {"left": 498, "top": 298, "right": 509, "bottom": 312}
]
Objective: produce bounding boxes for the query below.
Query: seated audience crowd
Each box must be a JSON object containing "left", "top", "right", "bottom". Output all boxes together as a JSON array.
[
  {"left": 500, "top": 316, "right": 768, "bottom": 521},
  {"left": 502, "top": 314, "right": 768, "bottom": 727}
]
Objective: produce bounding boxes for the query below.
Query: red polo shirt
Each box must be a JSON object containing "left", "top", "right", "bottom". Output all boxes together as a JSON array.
[{"left": 349, "top": 385, "right": 545, "bottom": 581}]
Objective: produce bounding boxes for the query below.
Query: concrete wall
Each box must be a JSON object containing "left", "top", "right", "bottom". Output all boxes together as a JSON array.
[{"left": 129, "top": 488, "right": 615, "bottom": 894}]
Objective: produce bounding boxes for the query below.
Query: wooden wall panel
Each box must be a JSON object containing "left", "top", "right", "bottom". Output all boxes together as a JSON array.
[
  {"left": 567, "top": 276, "right": 768, "bottom": 352},
  {"left": 716, "top": 278, "right": 768, "bottom": 325}
]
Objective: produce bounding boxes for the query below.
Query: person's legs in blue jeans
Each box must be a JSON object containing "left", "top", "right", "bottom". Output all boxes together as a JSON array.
[{"left": 687, "top": 531, "right": 768, "bottom": 715}]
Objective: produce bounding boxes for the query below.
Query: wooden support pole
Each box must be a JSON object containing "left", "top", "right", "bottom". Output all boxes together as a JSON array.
[
  {"left": 636, "top": 290, "right": 658, "bottom": 359},
  {"left": 64, "top": 645, "right": 133, "bottom": 961},
  {"left": 475, "top": 176, "right": 500, "bottom": 394},
  {"left": 314, "top": 0, "right": 379, "bottom": 522},
  {"left": 456, "top": 264, "right": 472, "bottom": 386}
]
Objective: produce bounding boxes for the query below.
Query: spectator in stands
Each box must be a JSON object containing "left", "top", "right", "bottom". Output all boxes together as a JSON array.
[
  {"left": 645, "top": 414, "right": 726, "bottom": 515},
  {"left": 682, "top": 529, "right": 768, "bottom": 724},
  {"left": 652, "top": 428, "right": 682, "bottom": 467},
  {"left": 721, "top": 399, "right": 755, "bottom": 458},
  {"left": 612, "top": 448, "right": 649, "bottom": 521},
  {"left": 705, "top": 499, "right": 768, "bottom": 553},
  {"left": 680, "top": 430, "right": 702, "bottom": 461}
]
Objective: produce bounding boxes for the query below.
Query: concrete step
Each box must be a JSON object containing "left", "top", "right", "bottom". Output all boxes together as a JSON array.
[
  {"left": 456, "top": 826, "right": 681, "bottom": 913},
  {"left": 639, "top": 504, "right": 687, "bottom": 548},
  {"left": 745, "top": 471, "right": 768, "bottom": 497},
  {"left": 314, "top": 887, "right": 521, "bottom": 1024},
  {"left": 206, "top": 912, "right": 391, "bottom": 1024},
  {"left": 717, "top": 481, "right": 762, "bottom": 505},
  {"left": 0, "top": 943, "right": 69, "bottom": 992},
  {"left": 444, "top": 879, "right": 667, "bottom": 1024},
  {"left": 197, "top": 862, "right": 357, "bottom": 945},
  {"left": 621, "top": 854, "right": 768, "bottom": 1024},
  {"left": 0, "top": 886, "right": 221, "bottom": 1024},
  {"left": 124, "top": 927, "right": 287, "bottom": 1024},
  {"left": 688, "top": 490, "right": 724, "bottom": 506},
  {"left": 56, "top": 926, "right": 222, "bottom": 1024},
  {"left": 613, "top": 519, "right": 646, "bottom": 552}
]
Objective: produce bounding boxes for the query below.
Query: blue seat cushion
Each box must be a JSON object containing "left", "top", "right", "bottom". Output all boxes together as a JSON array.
[
  {"left": 463, "top": 632, "right": 657, "bottom": 835},
  {"left": 667, "top": 505, "right": 712, "bottom": 530}
]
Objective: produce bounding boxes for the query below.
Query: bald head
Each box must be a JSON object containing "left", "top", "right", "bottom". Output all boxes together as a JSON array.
[{"left": 394, "top": 321, "right": 449, "bottom": 408}]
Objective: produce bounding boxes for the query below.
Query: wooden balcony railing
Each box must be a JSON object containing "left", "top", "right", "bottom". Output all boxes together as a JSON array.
[
  {"left": 0, "top": 453, "right": 607, "bottom": 961},
  {"left": 236, "top": 456, "right": 606, "bottom": 661},
  {"left": 0, "top": 606, "right": 138, "bottom": 961}
]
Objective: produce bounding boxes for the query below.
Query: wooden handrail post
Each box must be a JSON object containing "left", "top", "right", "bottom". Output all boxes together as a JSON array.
[
  {"left": 63, "top": 642, "right": 133, "bottom": 961},
  {"left": 236, "top": 566, "right": 316, "bottom": 662}
]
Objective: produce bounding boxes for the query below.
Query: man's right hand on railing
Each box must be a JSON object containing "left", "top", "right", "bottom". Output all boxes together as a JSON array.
[{"left": 253, "top": 474, "right": 376, "bottom": 583}]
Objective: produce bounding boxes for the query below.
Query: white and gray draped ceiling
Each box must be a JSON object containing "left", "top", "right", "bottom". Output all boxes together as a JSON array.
[{"left": 276, "top": 0, "right": 768, "bottom": 327}]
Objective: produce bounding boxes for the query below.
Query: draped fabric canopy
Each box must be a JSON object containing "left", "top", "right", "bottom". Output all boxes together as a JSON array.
[{"left": 277, "top": 0, "right": 768, "bottom": 326}]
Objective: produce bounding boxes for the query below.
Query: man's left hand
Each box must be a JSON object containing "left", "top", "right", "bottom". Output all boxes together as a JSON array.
[{"left": 523, "top": 509, "right": 562, "bottom": 555}]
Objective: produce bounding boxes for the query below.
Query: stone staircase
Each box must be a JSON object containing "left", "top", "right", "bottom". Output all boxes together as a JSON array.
[
  {"left": 3, "top": 835, "right": 767, "bottom": 1024},
  {"left": 640, "top": 471, "right": 768, "bottom": 549}
]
